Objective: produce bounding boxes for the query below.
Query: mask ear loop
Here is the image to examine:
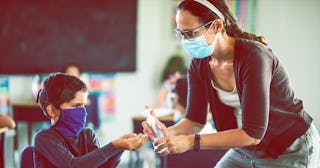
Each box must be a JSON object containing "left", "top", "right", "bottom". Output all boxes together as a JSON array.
[
  {"left": 35, "top": 89, "right": 42, "bottom": 103},
  {"left": 201, "top": 20, "right": 218, "bottom": 48},
  {"left": 204, "top": 20, "right": 216, "bottom": 36},
  {"left": 36, "top": 89, "right": 51, "bottom": 118}
]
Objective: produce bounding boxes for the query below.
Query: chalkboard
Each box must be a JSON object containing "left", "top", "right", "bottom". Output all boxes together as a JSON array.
[{"left": 0, "top": 0, "right": 136, "bottom": 74}]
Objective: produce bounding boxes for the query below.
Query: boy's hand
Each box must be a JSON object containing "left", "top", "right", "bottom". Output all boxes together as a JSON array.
[{"left": 112, "top": 133, "right": 147, "bottom": 151}]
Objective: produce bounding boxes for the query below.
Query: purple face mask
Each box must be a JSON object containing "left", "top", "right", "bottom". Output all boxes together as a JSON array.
[{"left": 55, "top": 107, "right": 87, "bottom": 137}]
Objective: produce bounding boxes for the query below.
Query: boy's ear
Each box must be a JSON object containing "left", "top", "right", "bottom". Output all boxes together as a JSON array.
[{"left": 46, "top": 104, "right": 57, "bottom": 118}]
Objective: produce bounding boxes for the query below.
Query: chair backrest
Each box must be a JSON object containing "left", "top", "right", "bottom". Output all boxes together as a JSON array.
[{"left": 20, "top": 146, "right": 35, "bottom": 168}]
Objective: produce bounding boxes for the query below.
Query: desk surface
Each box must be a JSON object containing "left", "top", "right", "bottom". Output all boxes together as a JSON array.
[
  {"left": 12, "top": 101, "right": 39, "bottom": 107},
  {"left": 132, "top": 114, "right": 174, "bottom": 121}
]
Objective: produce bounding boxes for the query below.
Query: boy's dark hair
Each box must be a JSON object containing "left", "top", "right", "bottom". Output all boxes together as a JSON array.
[{"left": 36, "top": 72, "right": 88, "bottom": 118}]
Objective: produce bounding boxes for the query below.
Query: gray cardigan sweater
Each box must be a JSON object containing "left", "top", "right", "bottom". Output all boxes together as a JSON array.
[{"left": 186, "top": 38, "right": 312, "bottom": 159}]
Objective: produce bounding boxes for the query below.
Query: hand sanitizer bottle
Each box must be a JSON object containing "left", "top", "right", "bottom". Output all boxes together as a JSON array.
[{"left": 144, "top": 109, "right": 168, "bottom": 153}]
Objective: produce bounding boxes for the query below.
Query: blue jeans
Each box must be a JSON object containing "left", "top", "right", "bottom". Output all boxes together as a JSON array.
[{"left": 215, "top": 124, "right": 320, "bottom": 168}]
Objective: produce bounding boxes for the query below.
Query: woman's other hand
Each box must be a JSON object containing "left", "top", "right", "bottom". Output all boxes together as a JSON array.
[
  {"left": 154, "top": 135, "right": 194, "bottom": 155},
  {"left": 141, "top": 108, "right": 169, "bottom": 142}
]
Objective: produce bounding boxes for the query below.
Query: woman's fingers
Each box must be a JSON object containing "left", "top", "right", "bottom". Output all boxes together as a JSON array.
[
  {"left": 142, "top": 121, "right": 155, "bottom": 142},
  {"left": 154, "top": 137, "right": 169, "bottom": 153},
  {"left": 157, "top": 122, "right": 169, "bottom": 137},
  {"left": 153, "top": 135, "right": 188, "bottom": 155}
]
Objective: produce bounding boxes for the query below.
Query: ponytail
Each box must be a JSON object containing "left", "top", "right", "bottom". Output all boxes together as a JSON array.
[{"left": 223, "top": 6, "right": 268, "bottom": 46}]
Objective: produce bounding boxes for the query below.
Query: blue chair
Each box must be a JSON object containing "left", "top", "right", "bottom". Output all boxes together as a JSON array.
[
  {"left": 20, "top": 146, "right": 35, "bottom": 168},
  {"left": 86, "top": 93, "right": 101, "bottom": 130}
]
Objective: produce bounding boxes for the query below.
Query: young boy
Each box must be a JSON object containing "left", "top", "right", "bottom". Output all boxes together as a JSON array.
[{"left": 34, "top": 73, "right": 147, "bottom": 167}]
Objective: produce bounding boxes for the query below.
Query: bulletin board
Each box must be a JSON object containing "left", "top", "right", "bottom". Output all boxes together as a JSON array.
[
  {"left": 0, "top": 0, "right": 137, "bottom": 74},
  {"left": 227, "top": 0, "right": 257, "bottom": 32}
]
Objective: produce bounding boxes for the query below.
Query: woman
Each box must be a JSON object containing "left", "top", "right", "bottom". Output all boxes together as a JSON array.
[
  {"left": 142, "top": 0, "right": 319, "bottom": 167},
  {"left": 35, "top": 73, "right": 147, "bottom": 167}
]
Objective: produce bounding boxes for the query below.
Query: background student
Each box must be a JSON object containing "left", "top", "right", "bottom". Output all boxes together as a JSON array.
[
  {"left": 62, "top": 63, "right": 81, "bottom": 79},
  {"left": 153, "top": 54, "right": 187, "bottom": 117}
]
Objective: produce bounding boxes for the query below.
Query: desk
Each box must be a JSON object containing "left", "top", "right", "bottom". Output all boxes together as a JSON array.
[
  {"left": 0, "top": 127, "right": 9, "bottom": 168},
  {"left": 132, "top": 114, "right": 175, "bottom": 134},
  {"left": 12, "top": 102, "right": 49, "bottom": 150}
]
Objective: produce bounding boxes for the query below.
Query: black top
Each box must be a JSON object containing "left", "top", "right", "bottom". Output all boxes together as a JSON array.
[
  {"left": 186, "top": 38, "right": 312, "bottom": 158},
  {"left": 34, "top": 127, "right": 123, "bottom": 168}
]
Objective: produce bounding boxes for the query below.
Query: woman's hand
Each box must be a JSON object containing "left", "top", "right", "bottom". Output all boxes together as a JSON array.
[
  {"left": 154, "top": 135, "right": 194, "bottom": 155},
  {"left": 112, "top": 133, "right": 147, "bottom": 151},
  {"left": 141, "top": 108, "right": 169, "bottom": 142}
]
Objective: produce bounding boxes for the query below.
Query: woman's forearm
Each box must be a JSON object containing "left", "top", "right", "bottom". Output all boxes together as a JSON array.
[
  {"left": 167, "top": 118, "right": 204, "bottom": 136},
  {"left": 200, "top": 128, "right": 261, "bottom": 149}
]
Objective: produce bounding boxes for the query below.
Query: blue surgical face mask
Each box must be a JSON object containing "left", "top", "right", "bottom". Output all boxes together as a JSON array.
[
  {"left": 181, "top": 23, "right": 216, "bottom": 59},
  {"left": 55, "top": 107, "right": 87, "bottom": 137},
  {"left": 182, "top": 35, "right": 216, "bottom": 59}
]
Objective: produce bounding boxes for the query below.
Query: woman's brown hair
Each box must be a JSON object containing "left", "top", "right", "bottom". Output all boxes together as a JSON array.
[{"left": 177, "top": 0, "right": 267, "bottom": 45}]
